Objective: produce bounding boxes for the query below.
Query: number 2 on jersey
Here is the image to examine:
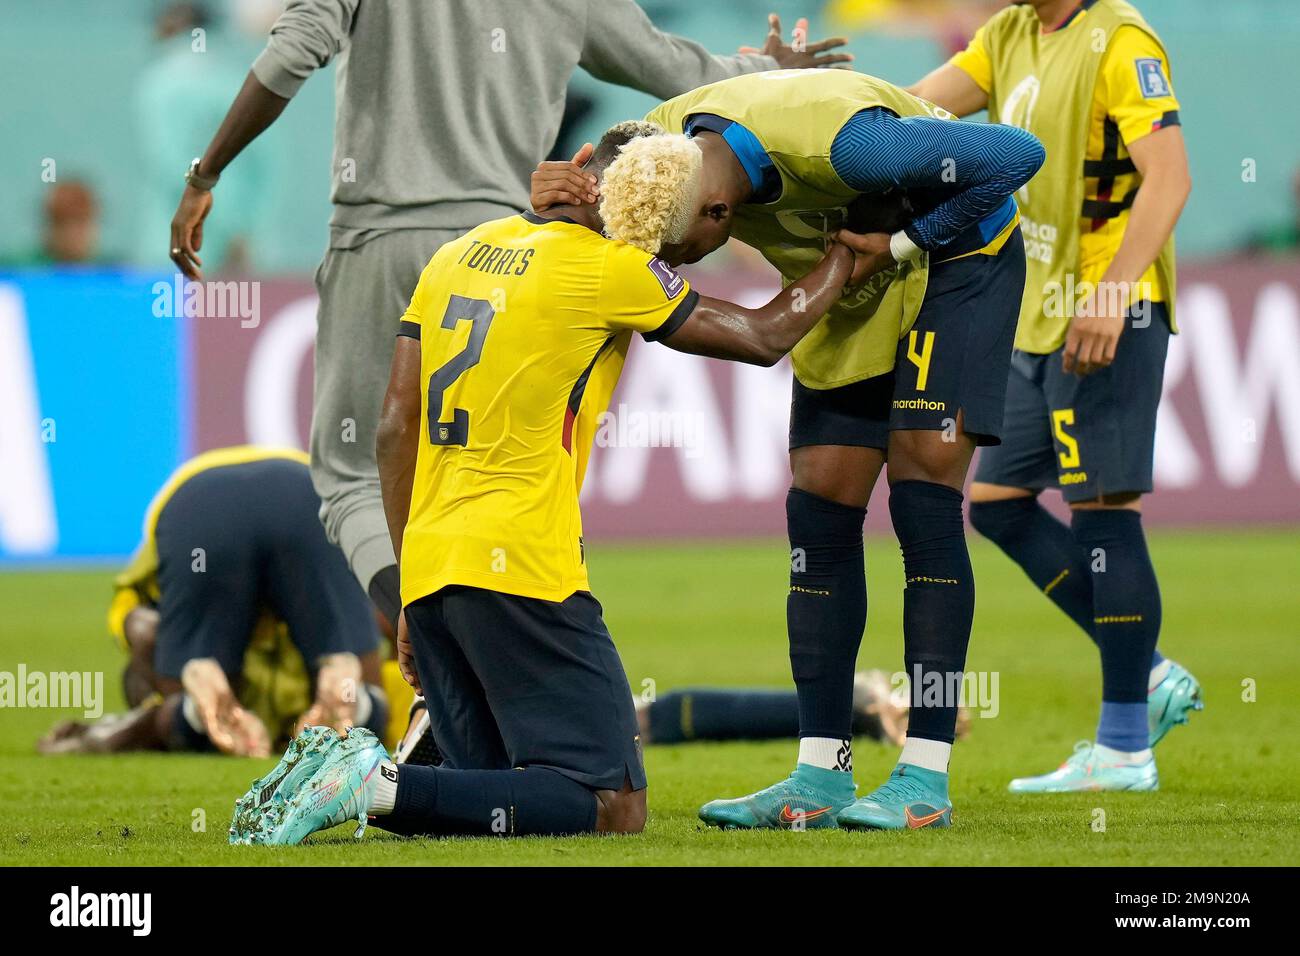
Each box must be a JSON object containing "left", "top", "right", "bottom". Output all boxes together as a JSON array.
[{"left": 427, "top": 295, "right": 495, "bottom": 446}]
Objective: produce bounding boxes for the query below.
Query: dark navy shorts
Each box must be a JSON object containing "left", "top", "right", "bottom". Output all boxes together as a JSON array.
[
  {"left": 152, "top": 458, "right": 379, "bottom": 679},
  {"left": 790, "top": 228, "right": 1026, "bottom": 450},
  {"left": 973, "top": 302, "right": 1171, "bottom": 502},
  {"left": 404, "top": 586, "right": 646, "bottom": 793}
]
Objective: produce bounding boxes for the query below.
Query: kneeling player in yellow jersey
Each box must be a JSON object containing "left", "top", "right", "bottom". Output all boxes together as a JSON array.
[
  {"left": 534, "top": 69, "right": 1044, "bottom": 832},
  {"left": 39, "top": 447, "right": 392, "bottom": 761},
  {"left": 908, "top": 0, "right": 1200, "bottom": 793},
  {"left": 228, "top": 122, "right": 859, "bottom": 844}
]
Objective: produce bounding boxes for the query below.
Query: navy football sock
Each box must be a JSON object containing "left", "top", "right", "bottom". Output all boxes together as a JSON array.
[
  {"left": 786, "top": 488, "right": 867, "bottom": 740},
  {"left": 890, "top": 481, "right": 974, "bottom": 744},
  {"left": 1071, "top": 509, "right": 1162, "bottom": 751},
  {"left": 649, "top": 688, "right": 799, "bottom": 743},
  {"left": 377, "top": 764, "right": 598, "bottom": 837},
  {"left": 969, "top": 497, "right": 1096, "bottom": 640},
  {"left": 166, "top": 694, "right": 215, "bottom": 752},
  {"left": 1097, "top": 701, "right": 1149, "bottom": 754}
]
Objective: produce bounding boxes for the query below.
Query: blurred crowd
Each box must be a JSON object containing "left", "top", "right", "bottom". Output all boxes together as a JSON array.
[{"left": 3, "top": 0, "right": 1298, "bottom": 272}]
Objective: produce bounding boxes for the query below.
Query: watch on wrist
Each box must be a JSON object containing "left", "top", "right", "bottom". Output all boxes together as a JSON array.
[{"left": 184, "top": 158, "right": 219, "bottom": 191}]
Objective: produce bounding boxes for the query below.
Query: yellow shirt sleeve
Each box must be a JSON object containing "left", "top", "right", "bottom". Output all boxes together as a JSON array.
[
  {"left": 1099, "top": 25, "right": 1181, "bottom": 146},
  {"left": 106, "top": 586, "right": 141, "bottom": 650},
  {"left": 948, "top": 22, "right": 993, "bottom": 94},
  {"left": 400, "top": 257, "right": 441, "bottom": 332},
  {"left": 595, "top": 243, "right": 697, "bottom": 341}
]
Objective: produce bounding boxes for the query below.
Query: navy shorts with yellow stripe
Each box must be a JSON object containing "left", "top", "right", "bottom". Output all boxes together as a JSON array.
[
  {"left": 973, "top": 302, "right": 1171, "bottom": 502},
  {"left": 404, "top": 585, "right": 646, "bottom": 793},
  {"left": 152, "top": 458, "right": 379, "bottom": 679},
  {"left": 790, "top": 227, "right": 1025, "bottom": 450}
]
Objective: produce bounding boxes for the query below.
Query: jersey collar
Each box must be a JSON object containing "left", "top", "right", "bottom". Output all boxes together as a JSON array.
[{"left": 1045, "top": 0, "right": 1099, "bottom": 34}]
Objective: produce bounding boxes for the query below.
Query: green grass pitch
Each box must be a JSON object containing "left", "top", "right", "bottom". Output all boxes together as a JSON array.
[{"left": 1, "top": 529, "right": 1297, "bottom": 866}]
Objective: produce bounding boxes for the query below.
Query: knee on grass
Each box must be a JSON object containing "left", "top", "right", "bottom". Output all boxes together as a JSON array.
[{"left": 595, "top": 785, "right": 647, "bottom": 835}]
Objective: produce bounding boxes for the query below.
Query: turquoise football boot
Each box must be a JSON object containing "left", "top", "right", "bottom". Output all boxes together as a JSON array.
[
  {"left": 229, "top": 725, "right": 340, "bottom": 841},
  {"left": 1008, "top": 740, "right": 1158, "bottom": 793},
  {"left": 699, "top": 764, "right": 856, "bottom": 830},
  {"left": 837, "top": 764, "right": 952, "bottom": 831},
  {"left": 234, "top": 727, "right": 389, "bottom": 845},
  {"left": 1149, "top": 660, "right": 1204, "bottom": 746}
]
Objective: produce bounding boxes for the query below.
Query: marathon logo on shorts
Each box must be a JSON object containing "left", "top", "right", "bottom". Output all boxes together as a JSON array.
[
  {"left": 1134, "top": 58, "right": 1170, "bottom": 99},
  {"left": 648, "top": 257, "right": 685, "bottom": 298}
]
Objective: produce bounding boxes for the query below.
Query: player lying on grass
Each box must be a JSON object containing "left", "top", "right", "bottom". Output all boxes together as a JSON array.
[
  {"left": 636, "top": 670, "right": 973, "bottom": 747},
  {"left": 908, "top": 0, "right": 1200, "bottom": 792},
  {"left": 533, "top": 70, "right": 1044, "bottom": 831},
  {"left": 39, "top": 447, "right": 391, "bottom": 758},
  {"left": 390, "top": 668, "right": 971, "bottom": 761},
  {"left": 228, "top": 121, "right": 868, "bottom": 844}
]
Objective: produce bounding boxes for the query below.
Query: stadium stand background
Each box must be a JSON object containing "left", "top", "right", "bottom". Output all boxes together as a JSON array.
[
  {"left": 2, "top": 0, "right": 1299, "bottom": 272},
  {"left": 2, "top": 0, "right": 1298, "bottom": 562}
]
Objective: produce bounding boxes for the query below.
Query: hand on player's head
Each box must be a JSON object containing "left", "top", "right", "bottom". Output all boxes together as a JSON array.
[
  {"left": 600, "top": 133, "right": 708, "bottom": 261},
  {"left": 530, "top": 143, "right": 599, "bottom": 211}
]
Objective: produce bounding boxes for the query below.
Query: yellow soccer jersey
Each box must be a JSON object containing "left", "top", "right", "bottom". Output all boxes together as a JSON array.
[
  {"left": 951, "top": 14, "right": 1180, "bottom": 302},
  {"left": 107, "top": 446, "right": 315, "bottom": 745},
  {"left": 397, "top": 212, "right": 697, "bottom": 607}
]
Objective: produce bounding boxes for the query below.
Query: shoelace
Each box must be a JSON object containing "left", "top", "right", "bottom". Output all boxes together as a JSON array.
[
  {"left": 1059, "top": 740, "right": 1096, "bottom": 771},
  {"left": 870, "top": 770, "right": 938, "bottom": 805}
]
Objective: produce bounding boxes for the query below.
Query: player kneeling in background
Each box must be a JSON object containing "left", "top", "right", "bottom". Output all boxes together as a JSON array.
[
  {"left": 39, "top": 447, "right": 392, "bottom": 758},
  {"left": 230, "top": 122, "right": 864, "bottom": 845}
]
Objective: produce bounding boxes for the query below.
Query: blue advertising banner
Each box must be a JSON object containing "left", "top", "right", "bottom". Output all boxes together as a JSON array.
[{"left": 0, "top": 271, "right": 187, "bottom": 562}]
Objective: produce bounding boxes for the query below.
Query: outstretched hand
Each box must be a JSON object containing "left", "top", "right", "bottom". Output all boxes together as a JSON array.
[{"left": 740, "top": 14, "right": 853, "bottom": 70}]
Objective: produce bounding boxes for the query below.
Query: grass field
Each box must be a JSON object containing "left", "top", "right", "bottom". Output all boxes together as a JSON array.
[{"left": 1, "top": 529, "right": 1297, "bottom": 866}]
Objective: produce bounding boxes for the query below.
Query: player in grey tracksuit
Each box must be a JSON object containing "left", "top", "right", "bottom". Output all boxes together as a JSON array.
[{"left": 168, "top": 1, "right": 849, "bottom": 626}]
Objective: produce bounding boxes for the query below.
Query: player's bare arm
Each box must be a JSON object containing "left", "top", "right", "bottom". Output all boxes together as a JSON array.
[
  {"left": 121, "top": 606, "right": 164, "bottom": 705},
  {"left": 1063, "top": 125, "right": 1191, "bottom": 375},
  {"left": 662, "top": 241, "right": 856, "bottom": 366},
  {"left": 376, "top": 336, "right": 424, "bottom": 693},
  {"left": 376, "top": 337, "right": 422, "bottom": 567},
  {"left": 906, "top": 62, "right": 990, "bottom": 118}
]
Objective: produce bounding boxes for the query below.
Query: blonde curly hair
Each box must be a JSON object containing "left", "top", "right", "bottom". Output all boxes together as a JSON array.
[{"left": 599, "top": 133, "right": 703, "bottom": 256}]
